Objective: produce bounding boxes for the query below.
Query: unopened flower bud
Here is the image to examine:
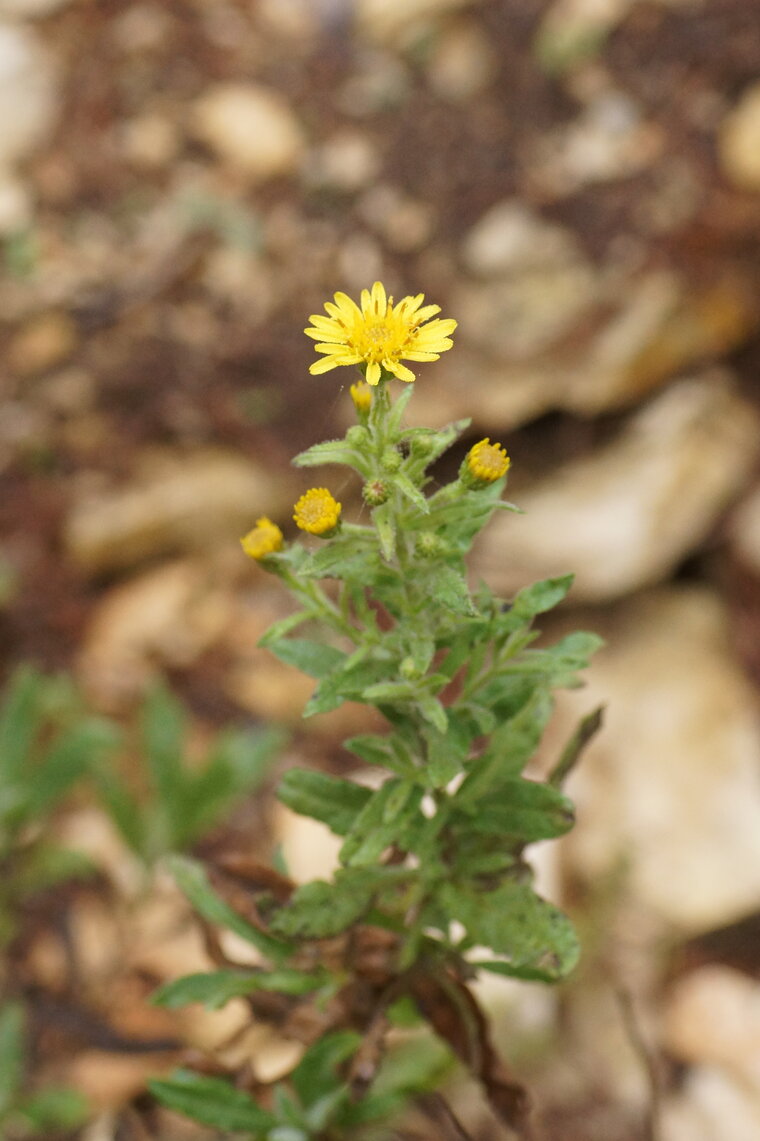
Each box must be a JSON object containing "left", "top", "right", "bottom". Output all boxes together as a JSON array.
[
  {"left": 415, "top": 531, "right": 446, "bottom": 558},
  {"left": 381, "top": 447, "right": 402, "bottom": 473},
  {"left": 346, "top": 425, "right": 369, "bottom": 447},
  {"left": 460, "top": 438, "right": 510, "bottom": 488},
  {"left": 363, "top": 479, "right": 389, "bottom": 507}
]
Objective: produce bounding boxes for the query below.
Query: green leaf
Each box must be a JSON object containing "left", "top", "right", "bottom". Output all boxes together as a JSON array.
[
  {"left": 94, "top": 771, "right": 145, "bottom": 860},
  {"left": 269, "top": 871, "right": 378, "bottom": 939},
  {"left": 17, "top": 1086, "right": 89, "bottom": 1131},
  {"left": 258, "top": 610, "right": 311, "bottom": 647},
  {"left": 456, "top": 779, "right": 574, "bottom": 841},
  {"left": 361, "top": 679, "right": 416, "bottom": 703},
  {"left": 0, "top": 666, "right": 42, "bottom": 787},
  {"left": 153, "top": 968, "right": 327, "bottom": 1010},
  {"left": 168, "top": 855, "right": 291, "bottom": 961},
  {"left": 29, "top": 718, "right": 119, "bottom": 818},
  {"left": 549, "top": 630, "right": 604, "bottom": 669},
  {"left": 267, "top": 639, "right": 347, "bottom": 679},
  {"left": 141, "top": 684, "right": 186, "bottom": 813},
  {"left": 424, "top": 565, "right": 474, "bottom": 616},
  {"left": 417, "top": 695, "right": 448, "bottom": 735},
  {"left": 550, "top": 705, "right": 604, "bottom": 787},
  {"left": 422, "top": 725, "right": 465, "bottom": 788},
  {"left": 173, "top": 726, "right": 284, "bottom": 850},
  {"left": 393, "top": 473, "right": 429, "bottom": 514},
  {"left": 440, "top": 881, "right": 580, "bottom": 981},
  {"left": 299, "top": 536, "right": 379, "bottom": 581},
  {"left": 290, "top": 1031, "right": 361, "bottom": 1106},
  {"left": 0, "top": 1002, "right": 24, "bottom": 1116},
  {"left": 277, "top": 769, "right": 372, "bottom": 836},
  {"left": 304, "top": 655, "right": 391, "bottom": 717},
  {"left": 150, "top": 1070, "right": 275, "bottom": 1134},
  {"left": 344, "top": 733, "right": 416, "bottom": 777},
  {"left": 373, "top": 501, "right": 396, "bottom": 561},
  {"left": 293, "top": 439, "right": 366, "bottom": 470},
  {"left": 386, "top": 383, "right": 415, "bottom": 432},
  {"left": 402, "top": 419, "right": 471, "bottom": 469},
  {"left": 340, "top": 779, "right": 422, "bottom": 866},
  {"left": 512, "top": 574, "right": 575, "bottom": 619},
  {"left": 459, "top": 687, "right": 553, "bottom": 799}
]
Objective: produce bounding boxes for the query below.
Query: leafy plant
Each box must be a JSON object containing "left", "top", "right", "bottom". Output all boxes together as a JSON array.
[
  {"left": 0, "top": 1002, "right": 88, "bottom": 1140},
  {"left": 151, "top": 282, "right": 603, "bottom": 1139},
  {"left": 96, "top": 682, "right": 285, "bottom": 867},
  {"left": 0, "top": 665, "right": 119, "bottom": 944}
]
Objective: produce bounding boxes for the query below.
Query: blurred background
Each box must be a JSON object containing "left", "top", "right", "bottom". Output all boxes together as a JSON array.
[{"left": 2, "top": 0, "right": 760, "bottom": 1138}]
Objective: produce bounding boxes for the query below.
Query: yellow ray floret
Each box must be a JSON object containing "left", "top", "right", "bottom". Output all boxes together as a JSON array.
[
  {"left": 466, "top": 438, "right": 510, "bottom": 483},
  {"left": 293, "top": 488, "right": 342, "bottom": 535},
  {"left": 305, "top": 281, "right": 457, "bottom": 386},
  {"left": 241, "top": 517, "right": 284, "bottom": 560}
]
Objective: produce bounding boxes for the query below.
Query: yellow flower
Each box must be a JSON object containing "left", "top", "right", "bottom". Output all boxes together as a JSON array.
[
  {"left": 305, "top": 281, "right": 457, "bottom": 386},
  {"left": 241, "top": 517, "right": 284, "bottom": 560},
  {"left": 293, "top": 488, "right": 342, "bottom": 535},
  {"left": 466, "top": 438, "right": 510, "bottom": 483},
  {"left": 350, "top": 380, "right": 372, "bottom": 413}
]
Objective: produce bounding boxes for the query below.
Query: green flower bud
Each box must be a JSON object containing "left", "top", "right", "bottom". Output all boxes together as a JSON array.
[
  {"left": 416, "top": 531, "right": 447, "bottom": 558},
  {"left": 400, "top": 656, "right": 418, "bottom": 680},
  {"left": 346, "top": 425, "right": 369, "bottom": 447},
  {"left": 381, "top": 447, "right": 402, "bottom": 473},
  {"left": 363, "top": 479, "right": 390, "bottom": 507}
]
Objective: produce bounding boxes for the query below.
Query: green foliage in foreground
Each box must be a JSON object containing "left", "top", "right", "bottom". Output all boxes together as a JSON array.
[{"left": 0, "top": 1002, "right": 88, "bottom": 1140}]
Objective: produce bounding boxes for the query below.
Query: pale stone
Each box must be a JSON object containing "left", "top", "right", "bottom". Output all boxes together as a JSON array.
[
  {"left": 663, "top": 967, "right": 760, "bottom": 1085},
  {"left": 358, "top": 183, "right": 435, "bottom": 252},
  {"left": 662, "top": 1066, "right": 760, "bottom": 1141},
  {"left": 0, "top": 173, "right": 31, "bottom": 232},
  {"left": 530, "top": 93, "right": 663, "bottom": 193},
  {"left": 454, "top": 262, "right": 598, "bottom": 360},
  {"left": 728, "top": 482, "right": 760, "bottom": 572},
  {"left": 306, "top": 129, "right": 379, "bottom": 192},
  {"left": 191, "top": 82, "right": 305, "bottom": 182},
  {"left": 565, "top": 587, "right": 760, "bottom": 931},
  {"left": 409, "top": 268, "right": 758, "bottom": 429},
  {"left": 121, "top": 111, "right": 180, "bottom": 168},
  {"left": 426, "top": 19, "right": 498, "bottom": 102},
  {"left": 64, "top": 448, "right": 297, "bottom": 574},
  {"left": 462, "top": 199, "right": 586, "bottom": 279},
  {"left": 718, "top": 81, "right": 760, "bottom": 192},
  {"left": 8, "top": 310, "right": 78, "bottom": 375},
  {"left": 0, "top": 21, "right": 56, "bottom": 167},
  {"left": 358, "top": 0, "right": 472, "bottom": 42},
  {"left": 273, "top": 804, "right": 342, "bottom": 885},
  {"left": 475, "top": 374, "right": 760, "bottom": 601},
  {"left": 77, "top": 559, "right": 235, "bottom": 707}
]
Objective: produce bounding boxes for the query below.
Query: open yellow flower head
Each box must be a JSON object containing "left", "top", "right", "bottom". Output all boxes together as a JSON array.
[
  {"left": 305, "top": 281, "right": 457, "bottom": 386},
  {"left": 293, "top": 488, "right": 342, "bottom": 535},
  {"left": 350, "top": 380, "right": 372, "bottom": 413},
  {"left": 241, "top": 517, "right": 284, "bottom": 560},
  {"left": 466, "top": 438, "right": 511, "bottom": 483}
]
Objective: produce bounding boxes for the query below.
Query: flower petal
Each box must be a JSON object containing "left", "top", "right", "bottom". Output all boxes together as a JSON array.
[
  {"left": 370, "top": 281, "right": 387, "bottom": 316},
  {"left": 309, "top": 357, "right": 340, "bottom": 374},
  {"left": 365, "top": 361, "right": 382, "bottom": 385},
  {"left": 386, "top": 360, "right": 416, "bottom": 382}
]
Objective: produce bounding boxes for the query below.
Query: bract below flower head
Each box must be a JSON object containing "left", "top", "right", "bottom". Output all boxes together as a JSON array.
[
  {"left": 293, "top": 488, "right": 342, "bottom": 535},
  {"left": 465, "top": 438, "right": 510, "bottom": 484},
  {"left": 241, "top": 517, "right": 284, "bottom": 560},
  {"left": 305, "top": 281, "right": 456, "bottom": 386}
]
